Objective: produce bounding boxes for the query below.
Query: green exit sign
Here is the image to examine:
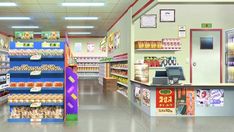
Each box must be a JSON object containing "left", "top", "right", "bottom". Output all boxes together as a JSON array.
[{"left": 201, "top": 23, "right": 212, "bottom": 28}]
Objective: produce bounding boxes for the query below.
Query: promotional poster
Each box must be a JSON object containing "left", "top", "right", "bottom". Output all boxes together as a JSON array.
[
  {"left": 142, "top": 88, "right": 150, "bottom": 107},
  {"left": 156, "top": 88, "right": 175, "bottom": 115},
  {"left": 196, "top": 89, "right": 224, "bottom": 107}
]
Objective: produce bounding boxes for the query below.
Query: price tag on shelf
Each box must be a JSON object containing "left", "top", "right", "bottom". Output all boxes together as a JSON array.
[
  {"left": 30, "top": 87, "right": 42, "bottom": 92},
  {"left": 42, "top": 42, "right": 60, "bottom": 48},
  {"left": 30, "top": 71, "right": 41, "bottom": 76},
  {"left": 16, "top": 42, "right": 34, "bottom": 48},
  {"left": 30, "top": 103, "right": 42, "bottom": 108},
  {"left": 30, "top": 118, "right": 42, "bottom": 122},
  {"left": 30, "top": 55, "right": 42, "bottom": 60}
]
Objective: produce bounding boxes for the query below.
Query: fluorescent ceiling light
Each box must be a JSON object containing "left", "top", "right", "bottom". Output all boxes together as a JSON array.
[
  {"left": 0, "top": 2, "right": 17, "bottom": 6},
  {"left": 67, "top": 26, "right": 94, "bottom": 29},
  {"left": 68, "top": 32, "right": 91, "bottom": 35},
  {"left": 0, "top": 17, "right": 30, "bottom": 20},
  {"left": 65, "top": 17, "right": 98, "bottom": 20},
  {"left": 62, "top": 3, "right": 104, "bottom": 7},
  {"left": 11, "top": 26, "right": 39, "bottom": 29}
]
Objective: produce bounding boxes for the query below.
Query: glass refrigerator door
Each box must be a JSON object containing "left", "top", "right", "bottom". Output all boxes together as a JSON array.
[{"left": 226, "top": 30, "right": 234, "bottom": 83}]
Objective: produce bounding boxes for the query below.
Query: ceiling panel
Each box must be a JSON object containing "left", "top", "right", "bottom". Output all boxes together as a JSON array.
[{"left": 0, "top": 0, "right": 134, "bottom": 36}]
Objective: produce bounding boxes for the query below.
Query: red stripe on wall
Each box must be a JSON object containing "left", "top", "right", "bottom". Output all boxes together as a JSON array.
[
  {"left": 132, "top": 0, "right": 154, "bottom": 18},
  {"left": 107, "top": 0, "right": 139, "bottom": 31}
]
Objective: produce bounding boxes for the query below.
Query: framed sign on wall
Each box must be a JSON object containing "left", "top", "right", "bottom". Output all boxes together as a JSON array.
[
  {"left": 140, "top": 14, "right": 157, "bottom": 28},
  {"left": 160, "top": 9, "right": 175, "bottom": 22}
]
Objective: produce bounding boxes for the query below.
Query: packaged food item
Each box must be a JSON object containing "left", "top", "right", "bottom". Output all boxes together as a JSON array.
[
  {"left": 44, "top": 82, "right": 53, "bottom": 87},
  {"left": 17, "top": 82, "right": 25, "bottom": 87},
  {"left": 10, "top": 82, "right": 17, "bottom": 88},
  {"left": 26, "top": 82, "right": 34, "bottom": 87},
  {"left": 35, "top": 82, "right": 43, "bottom": 87},
  {"left": 53, "top": 82, "right": 63, "bottom": 87}
]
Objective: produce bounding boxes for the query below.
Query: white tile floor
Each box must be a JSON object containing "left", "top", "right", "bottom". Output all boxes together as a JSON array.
[{"left": 0, "top": 80, "right": 234, "bottom": 132}]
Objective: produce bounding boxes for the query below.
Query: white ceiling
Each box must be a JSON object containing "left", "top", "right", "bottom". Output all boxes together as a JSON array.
[{"left": 0, "top": 0, "right": 134, "bottom": 36}]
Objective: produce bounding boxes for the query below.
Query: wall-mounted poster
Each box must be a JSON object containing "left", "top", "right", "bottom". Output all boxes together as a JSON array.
[
  {"left": 108, "top": 33, "right": 114, "bottom": 53},
  {"left": 140, "top": 14, "right": 157, "bottom": 28},
  {"left": 156, "top": 88, "right": 175, "bottom": 115},
  {"left": 41, "top": 31, "right": 60, "bottom": 40},
  {"left": 196, "top": 89, "right": 224, "bottom": 107},
  {"left": 15, "top": 31, "right": 34, "bottom": 40},
  {"left": 160, "top": 9, "right": 175, "bottom": 22},
  {"left": 74, "top": 43, "right": 82, "bottom": 52},
  {"left": 100, "top": 37, "right": 107, "bottom": 52},
  {"left": 176, "top": 88, "right": 195, "bottom": 115},
  {"left": 114, "top": 32, "right": 120, "bottom": 49},
  {"left": 142, "top": 88, "right": 150, "bottom": 107},
  {"left": 134, "top": 86, "right": 141, "bottom": 105},
  {"left": 87, "top": 42, "right": 95, "bottom": 52}
]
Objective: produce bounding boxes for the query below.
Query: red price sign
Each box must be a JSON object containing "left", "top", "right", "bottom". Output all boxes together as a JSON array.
[{"left": 156, "top": 88, "right": 175, "bottom": 108}]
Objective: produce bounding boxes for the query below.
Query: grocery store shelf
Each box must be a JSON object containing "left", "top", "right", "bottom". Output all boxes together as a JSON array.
[
  {"left": 0, "top": 72, "right": 8, "bottom": 75},
  {"left": 0, "top": 49, "right": 8, "bottom": 54},
  {"left": 100, "top": 59, "right": 128, "bottom": 63},
  {"left": 149, "top": 67, "right": 165, "bottom": 69},
  {"left": 135, "top": 49, "right": 181, "bottom": 51},
  {"left": 8, "top": 118, "right": 64, "bottom": 123},
  {"left": 77, "top": 71, "right": 99, "bottom": 73},
  {"left": 0, "top": 94, "right": 8, "bottom": 102},
  {"left": 9, "top": 102, "right": 64, "bottom": 107},
  {"left": 9, "top": 56, "right": 64, "bottom": 59},
  {"left": 0, "top": 61, "right": 10, "bottom": 63},
  {"left": 78, "top": 66, "right": 99, "bottom": 68},
  {"left": 116, "top": 90, "right": 128, "bottom": 98},
  {"left": 7, "top": 87, "right": 63, "bottom": 93},
  {"left": 117, "top": 82, "right": 128, "bottom": 87},
  {"left": 110, "top": 67, "right": 128, "bottom": 70},
  {"left": 9, "top": 70, "right": 64, "bottom": 74},
  {"left": 76, "top": 61, "right": 100, "bottom": 63},
  {"left": 0, "top": 66, "right": 10, "bottom": 69},
  {"left": 111, "top": 73, "right": 128, "bottom": 78}
]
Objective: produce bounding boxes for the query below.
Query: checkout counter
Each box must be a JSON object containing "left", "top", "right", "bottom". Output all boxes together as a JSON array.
[{"left": 131, "top": 66, "right": 234, "bottom": 116}]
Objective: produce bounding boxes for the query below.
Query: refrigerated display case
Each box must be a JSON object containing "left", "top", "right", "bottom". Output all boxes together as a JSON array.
[{"left": 225, "top": 29, "right": 234, "bottom": 83}]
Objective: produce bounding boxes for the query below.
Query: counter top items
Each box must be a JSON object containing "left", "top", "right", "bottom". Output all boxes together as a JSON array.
[{"left": 144, "top": 56, "right": 178, "bottom": 67}]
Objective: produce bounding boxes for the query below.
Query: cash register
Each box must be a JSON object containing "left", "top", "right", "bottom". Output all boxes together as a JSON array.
[{"left": 153, "top": 66, "right": 185, "bottom": 85}]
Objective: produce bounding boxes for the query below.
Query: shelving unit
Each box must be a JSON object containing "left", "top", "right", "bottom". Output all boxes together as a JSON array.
[
  {"left": 111, "top": 73, "right": 128, "bottom": 78},
  {"left": 135, "top": 49, "right": 181, "bottom": 51},
  {"left": 74, "top": 56, "right": 105, "bottom": 79},
  {"left": 8, "top": 41, "right": 65, "bottom": 123},
  {"left": 99, "top": 63, "right": 107, "bottom": 85},
  {"left": 0, "top": 47, "right": 10, "bottom": 104}
]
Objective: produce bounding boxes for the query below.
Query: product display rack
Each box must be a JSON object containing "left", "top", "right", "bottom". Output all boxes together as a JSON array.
[
  {"left": 99, "top": 63, "right": 106, "bottom": 85},
  {"left": 0, "top": 46, "right": 10, "bottom": 104},
  {"left": 8, "top": 41, "right": 65, "bottom": 123},
  {"left": 74, "top": 56, "right": 105, "bottom": 79},
  {"left": 101, "top": 53, "right": 129, "bottom": 98}
]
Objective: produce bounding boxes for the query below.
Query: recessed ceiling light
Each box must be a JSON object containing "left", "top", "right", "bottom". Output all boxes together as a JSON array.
[
  {"left": 68, "top": 32, "right": 91, "bottom": 35},
  {"left": 0, "top": 17, "right": 30, "bottom": 20},
  {"left": 62, "top": 3, "right": 104, "bottom": 7},
  {"left": 0, "top": 2, "right": 17, "bottom": 6},
  {"left": 11, "top": 26, "right": 39, "bottom": 29},
  {"left": 67, "top": 26, "right": 94, "bottom": 29},
  {"left": 65, "top": 17, "right": 98, "bottom": 20}
]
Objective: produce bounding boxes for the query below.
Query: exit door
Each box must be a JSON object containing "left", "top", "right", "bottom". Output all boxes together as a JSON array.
[{"left": 190, "top": 29, "right": 222, "bottom": 84}]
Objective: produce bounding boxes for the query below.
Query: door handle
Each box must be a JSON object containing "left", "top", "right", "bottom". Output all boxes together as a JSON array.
[
  {"left": 225, "top": 51, "right": 228, "bottom": 65},
  {"left": 193, "top": 62, "right": 196, "bottom": 67}
]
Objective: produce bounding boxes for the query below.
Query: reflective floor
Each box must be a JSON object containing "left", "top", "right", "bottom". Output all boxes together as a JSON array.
[{"left": 0, "top": 80, "right": 234, "bottom": 132}]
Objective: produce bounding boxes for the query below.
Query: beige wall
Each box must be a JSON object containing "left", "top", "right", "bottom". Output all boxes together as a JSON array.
[
  {"left": 134, "top": 3, "right": 234, "bottom": 83},
  {"left": 68, "top": 38, "right": 106, "bottom": 57}
]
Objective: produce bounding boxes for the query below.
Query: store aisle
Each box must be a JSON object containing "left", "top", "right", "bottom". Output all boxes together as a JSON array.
[{"left": 0, "top": 80, "right": 234, "bottom": 132}]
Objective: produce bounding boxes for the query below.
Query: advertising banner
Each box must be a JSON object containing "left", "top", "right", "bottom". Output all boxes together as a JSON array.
[
  {"left": 176, "top": 88, "right": 195, "bottom": 115},
  {"left": 196, "top": 89, "right": 224, "bottom": 107},
  {"left": 87, "top": 42, "right": 95, "bottom": 52},
  {"left": 142, "top": 88, "right": 150, "bottom": 107},
  {"left": 15, "top": 31, "right": 34, "bottom": 40},
  {"left": 156, "top": 88, "right": 175, "bottom": 115},
  {"left": 134, "top": 85, "right": 141, "bottom": 105},
  {"left": 41, "top": 31, "right": 60, "bottom": 40}
]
